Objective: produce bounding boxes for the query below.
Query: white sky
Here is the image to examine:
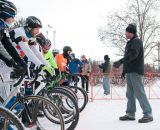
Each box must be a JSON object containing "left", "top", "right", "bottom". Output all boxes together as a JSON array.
[{"left": 12, "top": 0, "right": 128, "bottom": 60}]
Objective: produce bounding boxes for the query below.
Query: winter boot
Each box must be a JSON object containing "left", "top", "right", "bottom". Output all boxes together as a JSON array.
[{"left": 119, "top": 114, "right": 135, "bottom": 121}]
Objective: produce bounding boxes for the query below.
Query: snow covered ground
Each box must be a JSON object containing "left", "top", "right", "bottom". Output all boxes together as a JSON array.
[
  {"left": 74, "top": 79, "right": 160, "bottom": 130},
  {"left": 28, "top": 80, "right": 160, "bottom": 130},
  {"left": 75, "top": 99, "right": 160, "bottom": 130}
]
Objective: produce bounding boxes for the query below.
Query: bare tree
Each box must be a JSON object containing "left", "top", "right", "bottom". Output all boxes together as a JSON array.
[
  {"left": 98, "top": 0, "right": 160, "bottom": 59},
  {"left": 12, "top": 17, "right": 26, "bottom": 30}
]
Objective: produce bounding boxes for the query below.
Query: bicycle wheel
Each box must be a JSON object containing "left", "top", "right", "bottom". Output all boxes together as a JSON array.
[
  {"left": 44, "top": 88, "right": 79, "bottom": 130},
  {"left": 68, "top": 86, "right": 88, "bottom": 112},
  {"left": 0, "top": 106, "right": 25, "bottom": 130},
  {"left": 9, "top": 95, "right": 65, "bottom": 130},
  {"left": 55, "top": 86, "right": 78, "bottom": 101}
]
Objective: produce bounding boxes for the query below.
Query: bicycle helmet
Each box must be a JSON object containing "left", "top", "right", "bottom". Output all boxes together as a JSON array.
[
  {"left": 0, "top": 0, "right": 17, "bottom": 19},
  {"left": 52, "top": 49, "right": 59, "bottom": 57},
  {"left": 36, "top": 33, "right": 51, "bottom": 50},
  {"left": 43, "top": 39, "right": 51, "bottom": 50},
  {"left": 36, "top": 33, "right": 46, "bottom": 46},
  {"left": 63, "top": 46, "right": 72, "bottom": 53},
  {"left": 52, "top": 49, "right": 59, "bottom": 54},
  {"left": 26, "top": 16, "right": 42, "bottom": 28}
]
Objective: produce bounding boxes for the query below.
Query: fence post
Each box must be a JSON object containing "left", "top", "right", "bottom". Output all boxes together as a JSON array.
[{"left": 90, "top": 73, "right": 94, "bottom": 102}]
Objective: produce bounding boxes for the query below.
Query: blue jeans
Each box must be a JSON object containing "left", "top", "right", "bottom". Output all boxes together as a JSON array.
[
  {"left": 103, "top": 75, "right": 110, "bottom": 93},
  {"left": 126, "top": 73, "right": 152, "bottom": 116}
]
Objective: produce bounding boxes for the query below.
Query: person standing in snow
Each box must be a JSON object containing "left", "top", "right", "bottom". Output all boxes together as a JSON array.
[
  {"left": 80, "top": 55, "right": 91, "bottom": 93},
  {"left": 99, "top": 55, "right": 111, "bottom": 95},
  {"left": 113, "top": 23, "right": 153, "bottom": 123}
]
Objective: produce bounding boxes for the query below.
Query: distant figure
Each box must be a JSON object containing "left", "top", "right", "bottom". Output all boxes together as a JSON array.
[
  {"left": 113, "top": 23, "right": 153, "bottom": 123},
  {"left": 80, "top": 55, "right": 91, "bottom": 93},
  {"left": 99, "top": 55, "right": 111, "bottom": 95},
  {"left": 68, "top": 53, "right": 82, "bottom": 86}
]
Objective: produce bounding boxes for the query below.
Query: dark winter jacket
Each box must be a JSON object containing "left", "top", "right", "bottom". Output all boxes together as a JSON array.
[
  {"left": 119, "top": 36, "right": 144, "bottom": 75},
  {"left": 99, "top": 60, "right": 111, "bottom": 75},
  {"left": 69, "top": 58, "right": 83, "bottom": 74}
]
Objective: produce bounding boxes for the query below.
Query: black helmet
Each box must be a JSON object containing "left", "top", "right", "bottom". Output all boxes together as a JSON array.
[
  {"left": 45, "top": 39, "right": 51, "bottom": 47},
  {"left": 42, "top": 38, "right": 51, "bottom": 50},
  {"left": 36, "top": 33, "right": 46, "bottom": 46},
  {"left": 63, "top": 46, "right": 72, "bottom": 53},
  {"left": 26, "top": 16, "right": 42, "bottom": 28},
  {"left": 0, "top": 0, "right": 17, "bottom": 19}
]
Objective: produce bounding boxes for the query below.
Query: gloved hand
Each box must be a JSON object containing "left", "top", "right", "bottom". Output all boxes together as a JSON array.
[
  {"left": 113, "top": 61, "right": 121, "bottom": 68},
  {"left": 17, "top": 59, "right": 27, "bottom": 69},
  {"left": 5, "top": 59, "right": 26, "bottom": 77},
  {"left": 40, "top": 65, "right": 54, "bottom": 77},
  {"left": 6, "top": 59, "right": 17, "bottom": 68},
  {"left": 121, "top": 72, "right": 125, "bottom": 79},
  {"left": 13, "top": 65, "right": 27, "bottom": 77}
]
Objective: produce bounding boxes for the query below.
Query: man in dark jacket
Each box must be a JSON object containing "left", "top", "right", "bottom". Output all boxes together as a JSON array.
[
  {"left": 113, "top": 23, "right": 153, "bottom": 123},
  {"left": 99, "top": 55, "right": 111, "bottom": 95}
]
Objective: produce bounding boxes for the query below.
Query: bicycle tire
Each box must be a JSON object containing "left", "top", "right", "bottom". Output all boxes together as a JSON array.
[
  {"left": 0, "top": 106, "right": 25, "bottom": 130},
  {"left": 9, "top": 95, "right": 65, "bottom": 130},
  {"left": 45, "top": 88, "right": 79, "bottom": 130},
  {"left": 69, "top": 86, "right": 88, "bottom": 112}
]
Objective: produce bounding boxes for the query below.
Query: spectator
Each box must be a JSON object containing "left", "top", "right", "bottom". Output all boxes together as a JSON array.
[
  {"left": 99, "top": 55, "right": 111, "bottom": 95},
  {"left": 80, "top": 55, "right": 91, "bottom": 93}
]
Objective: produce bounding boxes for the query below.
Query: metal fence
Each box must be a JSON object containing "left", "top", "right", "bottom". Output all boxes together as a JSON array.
[{"left": 88, "top": 73, "right": 160, "bottom": 101}]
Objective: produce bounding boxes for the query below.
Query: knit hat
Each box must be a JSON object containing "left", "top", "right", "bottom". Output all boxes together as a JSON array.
[
  {"left": 104, "top": 55, "right": 110, "bottom": 61},
  {"left": 126, "top": 23, "right": 137, "bottom": 34}
]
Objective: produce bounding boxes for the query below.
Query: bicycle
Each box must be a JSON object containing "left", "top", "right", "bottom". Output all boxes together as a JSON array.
[
  {"left": 34, "top": 72, "right": 80, "bottom": 130},
  {"left": 60, "top": 72, "right": 88, "bottom": 112},
  {"left": 0, "top": 71, "right": 65, "bottom": 130}
]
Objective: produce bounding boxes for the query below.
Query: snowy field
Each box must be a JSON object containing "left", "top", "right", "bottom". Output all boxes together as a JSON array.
[
  {"left": 74, "top": 79, "right": 160, "bottom": 130},
  {"left": 75, "top": 100, "right": 160, "bottom": 130}
]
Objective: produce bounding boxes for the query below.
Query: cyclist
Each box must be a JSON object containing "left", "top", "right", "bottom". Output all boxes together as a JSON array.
[
  {"left": 9, "top": 16, "right": 51, "bottom": 70},
  {"left": 36, "top": 33, "right": 58, "bottom": 70},
  {"left": 55, "top": 46, "right": 74, "bottom": 85},
  {"left": 55, "top": 46, "right": 73, "bottom": 72},
  {"left": 52, "top": 49, "right": 60, "bottom": 57},
  {"left": 68, "top": 53, "right": 82, "bottom": 86},
  {"left": 0, "top": 0, "right": 27, "bottom": 100},
  {"left": 8, "top": 17, "right": 54, "bottom": 119}
]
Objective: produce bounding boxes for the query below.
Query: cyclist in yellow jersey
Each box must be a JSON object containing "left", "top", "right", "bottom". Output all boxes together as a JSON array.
[{"left": 36, "top": 33, "right": 59, "bottom": 75}]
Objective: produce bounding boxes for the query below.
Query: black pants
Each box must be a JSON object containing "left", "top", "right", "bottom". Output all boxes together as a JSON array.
[
  {"left": 81, "top": 75, "right": 89, "bottom": 92},
  {"left": 71, "top": 75, "right": 79, "bottom": 86}
]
